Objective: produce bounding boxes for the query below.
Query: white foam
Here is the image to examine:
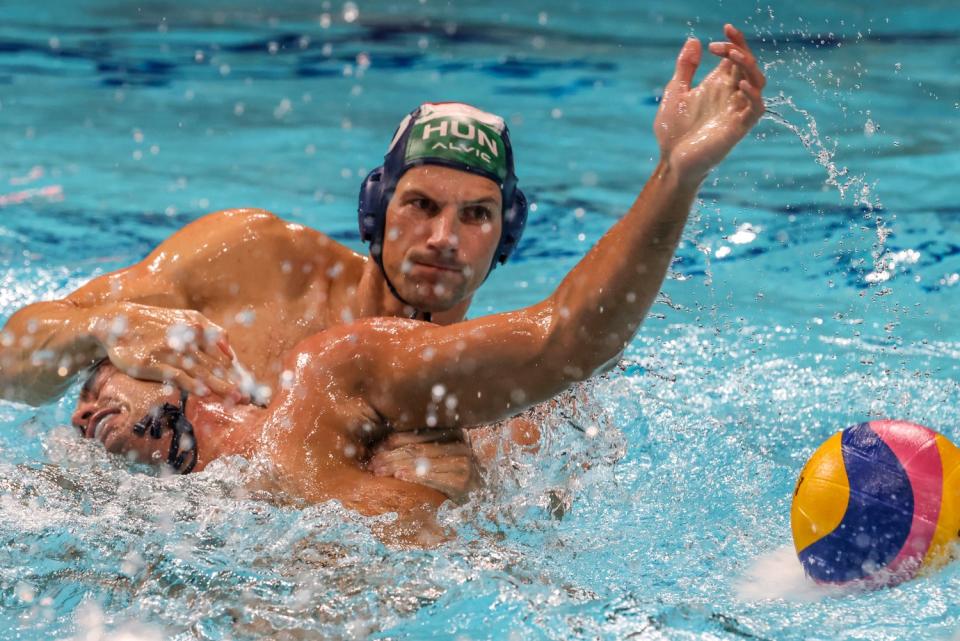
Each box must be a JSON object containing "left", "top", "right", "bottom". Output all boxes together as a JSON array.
[{"left": 734, "top": 545, "right": 845, "bottom": 602}]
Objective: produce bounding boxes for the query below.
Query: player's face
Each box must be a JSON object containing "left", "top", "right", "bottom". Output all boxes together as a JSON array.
[
  {"left": 71, "top": 363, "right": 176, "bottom": 464},
  {"left": 381, "top": 165, "right": 502, "bottom": 312}
]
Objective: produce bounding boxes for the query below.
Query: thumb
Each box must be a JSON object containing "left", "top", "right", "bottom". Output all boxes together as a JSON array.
[{"left": 671, "top": 37, "right": 701, "bottom": 91}]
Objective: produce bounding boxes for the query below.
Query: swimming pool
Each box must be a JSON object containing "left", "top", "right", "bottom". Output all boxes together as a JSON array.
[{"left": 2, "top": 0, "right": 959, "bottom": 638}]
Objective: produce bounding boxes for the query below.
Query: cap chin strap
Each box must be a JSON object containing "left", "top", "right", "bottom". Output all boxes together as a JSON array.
[
  {"left": 374, "top": 252, "right": 432, "bottom": 323},
  {"left": 132, "top": 389, "right": 198, "bottom": 474}
]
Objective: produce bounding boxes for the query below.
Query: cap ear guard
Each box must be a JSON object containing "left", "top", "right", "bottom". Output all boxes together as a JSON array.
[
  {"left": 494, "top": 187, "right": 528, "bottom": 265},
  {"left": 358, "top": 166, "right": 386, "bottom": 247},
  {"left": 358, "top": 103, "right": 528, "bottom": 277},
  {"left": 358, "top": 114, "right": 416, "bottom": 253}
]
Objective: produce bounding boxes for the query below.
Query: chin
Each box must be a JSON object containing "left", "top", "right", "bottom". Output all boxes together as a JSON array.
[
  {"left": 405, "top": 292, "right": 459, "bottom": 313},
  {"left": 398, "top": 279, "right": 468, "bottom": 312}
]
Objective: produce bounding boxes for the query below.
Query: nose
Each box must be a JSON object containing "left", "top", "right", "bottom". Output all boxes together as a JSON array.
[
  {"left": 425, "top": 206, "right": 460, "bottom": 255},
  {"left": 72, "top": 401, "right": 96, "bottom": 433}
]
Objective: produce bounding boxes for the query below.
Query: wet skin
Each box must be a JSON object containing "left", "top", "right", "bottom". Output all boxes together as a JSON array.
[
  {"left": 73, "top": 360, "right": 454, "bottom": 546},
  {"left": 1, "top": 166, "right": 505, "bottom": 405},
  {"left": 3, "top": 167, "right": 510, "bottom": 494},
  {"left": 0, "top": 24, "right": 765, "bottom": 409},
  {"left": 15, "top": 25, "right": 765, "bottom": 528}
]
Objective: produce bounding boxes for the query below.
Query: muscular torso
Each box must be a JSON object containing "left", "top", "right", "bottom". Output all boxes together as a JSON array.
[
  {"left": 179, "top": 212, "right": 365, "bottom": 383},
  {"left": 188, "top": 248, "right": 338, "bottom": 384}
]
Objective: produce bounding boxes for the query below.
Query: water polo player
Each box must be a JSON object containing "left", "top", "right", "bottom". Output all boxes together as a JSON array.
[
  {"left": 63, "top": 25, "right": 765, "bottom": 545},
  {"left": 1, "top": 24, "right": 765, "bottom": 418},
  {"left": 11, "top": 24, "right": 764, "bottom": 519}
]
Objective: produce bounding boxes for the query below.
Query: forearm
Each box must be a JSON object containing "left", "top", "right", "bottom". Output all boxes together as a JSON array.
[
  {"left": 545, "top": 160, "right": 700, "bottom": 376},
  {"left": 0, "top": 300, "right": 105, "bottom": 405},
  {"left": 360, "top": 164, "right": 701, "bottom": 429}
]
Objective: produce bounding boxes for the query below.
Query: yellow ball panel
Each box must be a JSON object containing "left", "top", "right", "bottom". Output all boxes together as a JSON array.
[
  {"left": 922, "top": 434, "right": 960, "bottom": 568},
  {"left": 791, "top": 432, "right": 849, "bottom": 553}
]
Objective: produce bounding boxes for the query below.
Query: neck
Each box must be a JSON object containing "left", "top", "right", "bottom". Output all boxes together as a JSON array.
[
  {"left": 186, "top": 395, "right": 264, "bottom": 471},
  {"left": 354, "top": 257, "right": 472, "bottom": 326}
]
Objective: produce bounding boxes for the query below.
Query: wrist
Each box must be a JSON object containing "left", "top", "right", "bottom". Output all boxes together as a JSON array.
[
  {"left": 655, "top": 156, "right": 708, "bottom": 192},
  {"left": 82, "top": 302, "right": 123, "bottom": 354}
]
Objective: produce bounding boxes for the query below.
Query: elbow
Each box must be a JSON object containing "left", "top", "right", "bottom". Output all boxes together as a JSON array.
[{"left": 544, "top": 352, "right": 614, "bottom": 387}]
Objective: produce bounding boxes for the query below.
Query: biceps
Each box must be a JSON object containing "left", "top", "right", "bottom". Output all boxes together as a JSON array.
[{"left": 373, "top": 309, "right": 569, "bottom": 429}]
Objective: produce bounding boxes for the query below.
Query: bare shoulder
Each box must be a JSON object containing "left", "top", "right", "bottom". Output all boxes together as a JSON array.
[
  {"left": 296, "top": 317, "right": 420, "bottom": 361},
  {"left": 149, "top": 207, "right": 361, "bottom": 270},
  {"left": 60, "top": 208, "right": 367, "bottom": 308},
  {"left": 177, "top": 208, "right": 323, "bottom": 252},
  {"left": 287, "top": 317, "right": 421, "bottom": 385}
]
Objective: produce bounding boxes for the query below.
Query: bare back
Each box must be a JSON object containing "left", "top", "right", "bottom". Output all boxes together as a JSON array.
[{"left": 134, "top": 209, "right": 368, "bottom": 380}]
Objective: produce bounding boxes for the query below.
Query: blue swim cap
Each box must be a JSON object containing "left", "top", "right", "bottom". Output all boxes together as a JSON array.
[{"left": 358, "top": 102, "right": 528, "bottom": 277}]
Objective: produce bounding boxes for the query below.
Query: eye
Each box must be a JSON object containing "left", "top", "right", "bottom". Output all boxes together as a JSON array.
[
  {"left": 409, "top": 197, "right": 435, "bottom": 212},
  {"left": 463, "top": 206, "right": 493, "bottom": 224}
]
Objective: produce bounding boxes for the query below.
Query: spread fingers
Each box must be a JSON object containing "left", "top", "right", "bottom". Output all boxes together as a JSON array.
[{"left": 707, "top": 42, "right": 765, "bottom": 90}]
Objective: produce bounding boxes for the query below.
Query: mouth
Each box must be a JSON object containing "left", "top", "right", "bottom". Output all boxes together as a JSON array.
[
  {"left": 86, "top": 408, "right": 122, "bottom": 441},
  {"left": 413, "top": 260, "right": 463, "bottom": 274}
]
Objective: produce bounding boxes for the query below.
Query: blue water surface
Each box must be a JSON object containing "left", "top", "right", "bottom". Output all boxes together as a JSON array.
[{"left": 1, "top": 1, "right": 959, "bottom": 639}]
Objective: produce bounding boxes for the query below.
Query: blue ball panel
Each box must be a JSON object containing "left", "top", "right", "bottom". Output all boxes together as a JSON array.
[{"left": 798, "top": 423, "right": 914, "bottom": 583}]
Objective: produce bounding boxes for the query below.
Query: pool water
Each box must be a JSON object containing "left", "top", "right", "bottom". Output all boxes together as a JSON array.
[{"left": 2, "top": 1, "right": 959, "bottom": 639}]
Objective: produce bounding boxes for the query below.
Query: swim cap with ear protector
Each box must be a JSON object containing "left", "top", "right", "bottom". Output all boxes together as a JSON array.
[{"left": 358, "top": 102, "right": 528, "bottom": 289}]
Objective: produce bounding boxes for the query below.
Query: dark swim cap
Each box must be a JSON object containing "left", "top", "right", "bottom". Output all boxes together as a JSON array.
[{"left": 358, "top": 102, "right": 528, "bottom": 277}]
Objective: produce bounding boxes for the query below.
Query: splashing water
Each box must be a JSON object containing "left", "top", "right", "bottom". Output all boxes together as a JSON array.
[
  {"left": 3, "top": 3, "right": 960, "bottom": 639},
  {"left": 446, "top": 378, "right": 627, "bottom": 536},
  {"left": 762, "top": 92, "right": 879, "bottom": 211},
  {"left": 761, "top": 92, "right": 895, "bottom": 284}
]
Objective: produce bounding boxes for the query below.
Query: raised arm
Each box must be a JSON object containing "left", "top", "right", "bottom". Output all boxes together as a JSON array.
[
  {"left": 341, "top": 25, "right": 765, "bottom": 431},
  {"left": 0, "top": 209, "right": 284, "bottom": 405}
]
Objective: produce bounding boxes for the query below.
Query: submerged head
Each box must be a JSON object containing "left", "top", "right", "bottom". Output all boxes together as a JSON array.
[
  {"left": 358, "top": 102, "right": 528, "bottom": 312},
  {"left": 71, "top": 360, "right": 198, "bottom": 472}
]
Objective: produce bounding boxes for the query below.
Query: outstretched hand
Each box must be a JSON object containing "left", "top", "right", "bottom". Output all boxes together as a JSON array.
[{"left": 654, "top": 24, "right": 766, "bottom": 184}]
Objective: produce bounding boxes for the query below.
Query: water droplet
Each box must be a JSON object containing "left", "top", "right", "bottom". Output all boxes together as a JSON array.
[
  {"left": 343, "top": 2, "right": 359, "bottom": 23},
  {"left": 415, "top": 458, "right": 430, "bottom": 476}
]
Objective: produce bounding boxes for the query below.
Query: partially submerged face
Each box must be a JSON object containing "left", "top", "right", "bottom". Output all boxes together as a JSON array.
[
  {"left": 381, "top": 165, "right": 503, "bottom": 312},
  {"left": 71, "top": 362, "right": 177, "bottom": 464}
]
